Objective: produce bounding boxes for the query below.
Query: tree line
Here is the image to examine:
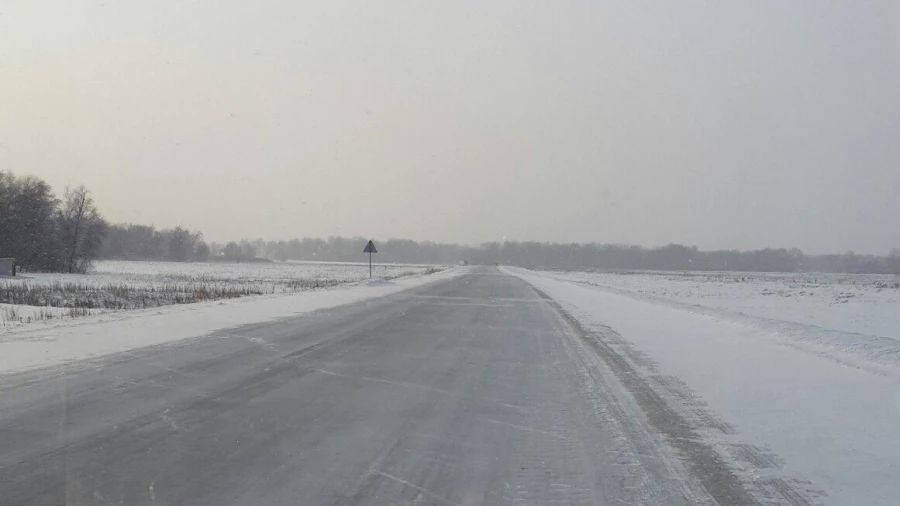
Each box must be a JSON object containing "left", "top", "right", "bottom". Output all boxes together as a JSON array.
[
  {"left": 96, "top": 231, "right": 900, "bottom": 275},
  {"left": 209, "top": 237, "right": 465, "bottom": 264},
  {"left": 0, "top": 171, "right": 107, "bottom": 273},
  {"left": 101, "top": 224, "right": 210, "bottom": 262},
  {"left": 4, "top": 170, "right": 898, "bottom": 274},
  {"left": 213, "top": 236, "right": 900, "bottom": 274}
]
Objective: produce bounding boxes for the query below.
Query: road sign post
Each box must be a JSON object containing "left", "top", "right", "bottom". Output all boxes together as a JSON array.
[{"left": 363, "top": 240, "right": 378, "bottom": 278}]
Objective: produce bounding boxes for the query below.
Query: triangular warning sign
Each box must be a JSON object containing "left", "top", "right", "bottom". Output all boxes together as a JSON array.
[{"left": 363, "top": 240, "right": 377, "bottom": 254}]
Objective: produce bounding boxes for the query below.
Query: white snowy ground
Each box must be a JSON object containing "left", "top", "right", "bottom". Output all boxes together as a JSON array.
[
  {"left": 506, "top": 267, "right": 900, "bottom": 506},
  {"left": 545, "top": 270, "right": 900, "bottom": 341},
  {"left": 1, "top": 260, "right": 444, "bottom": 328},
  {"left": 0, "top": 266, "right": 462, "bottom": 376},
  {"left": 93, "top": 259, "right": 435, "bottom": 288}
]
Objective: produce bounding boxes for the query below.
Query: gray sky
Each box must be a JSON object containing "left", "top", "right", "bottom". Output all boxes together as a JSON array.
[{"left": 2, "top": 1, "right": 898, "bottom": 253}]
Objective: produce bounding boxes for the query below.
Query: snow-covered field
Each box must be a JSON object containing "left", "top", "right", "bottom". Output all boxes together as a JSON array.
[
  {"left": 1, "top": 260, "right": 446, "bottom": 329},
  {"left": 544, "top": 270, "right": 900, "bottom": 340},
  {"left": 508, "top": 267, "right": 900, "bottom": 506}
]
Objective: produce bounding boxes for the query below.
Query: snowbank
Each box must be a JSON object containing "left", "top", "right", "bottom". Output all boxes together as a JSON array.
[
  {"left": 507, "top": 267, "right": 900, "bottom": 506},
  {"left": 0, "top": 267, "right": 462, "bottom": 376}
]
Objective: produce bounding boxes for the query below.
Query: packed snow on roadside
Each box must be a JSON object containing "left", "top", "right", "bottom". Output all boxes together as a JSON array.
[
  {"left": 1, "top": 260, "right": 448, "bottom": 330},
  {"left": 0, "top": 266, "right": 463, "bottom": 376},
  {"left": 506, "top": 267, "right": 900, "bottom": 506}
]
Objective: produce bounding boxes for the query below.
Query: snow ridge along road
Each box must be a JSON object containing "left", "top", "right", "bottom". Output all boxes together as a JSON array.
[{"left": 2, "top": 267, "right": 808, "bottom": 505}]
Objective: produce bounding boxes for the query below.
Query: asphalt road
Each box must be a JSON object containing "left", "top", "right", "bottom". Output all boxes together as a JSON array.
[{"left": 0, "top": 267, "right": 755, "bottom": 505}]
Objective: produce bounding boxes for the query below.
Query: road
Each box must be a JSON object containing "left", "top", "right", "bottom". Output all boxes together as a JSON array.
[{"left": 0, "top": 267, "right": 755, "bottom": 505}]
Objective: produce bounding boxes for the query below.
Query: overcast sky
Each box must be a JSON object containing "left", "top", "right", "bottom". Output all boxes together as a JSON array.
[{"left": 2, "top": 1, "right": 898, "bottom": 253}]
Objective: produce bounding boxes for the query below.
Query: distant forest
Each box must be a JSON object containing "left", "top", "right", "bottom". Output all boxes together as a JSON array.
[
  {"left": 101, "top": 224, "right": 210, "bottom": 263},
  {"left": 3, "top": 169, "right": 897, "bottom": 275},
  {"left": 99, "top": 230, "right": 900, "bottom": 275}
]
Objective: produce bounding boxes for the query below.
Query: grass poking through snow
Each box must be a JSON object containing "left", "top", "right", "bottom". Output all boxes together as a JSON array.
[{"left": 0, "top": 261, "right": 448, "bottom": 326}]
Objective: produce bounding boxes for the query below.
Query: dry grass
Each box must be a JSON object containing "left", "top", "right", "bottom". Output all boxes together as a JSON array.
[
  {"left": 0, "top": 262, "right": 450, "bottom": 327},
  {"left": 0, "top": 282, "right": 262, "bottom": 310},
  {"left": 0, "top": 266, "right": 449, "bottom": 312}
]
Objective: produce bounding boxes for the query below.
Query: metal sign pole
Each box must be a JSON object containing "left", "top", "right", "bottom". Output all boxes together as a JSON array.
[{"left": 363, "top": 240, "right": 378, "bottom": 279}]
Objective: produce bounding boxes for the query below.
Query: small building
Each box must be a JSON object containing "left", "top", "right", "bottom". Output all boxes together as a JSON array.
[{"left": 0, "top": 258, "right": 15, "bottom": 276}]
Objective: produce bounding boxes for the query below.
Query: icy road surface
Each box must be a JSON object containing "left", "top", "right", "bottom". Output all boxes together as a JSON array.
[{"left": 1, "top": 267, "right": 797, "bottom": 505}]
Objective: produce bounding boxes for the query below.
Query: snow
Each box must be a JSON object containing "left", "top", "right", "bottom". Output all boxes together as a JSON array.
[
  {"left": 1, "top": 260, "right": 447, "bottom": 330},
  {"left": 0, "top": 266, "right": 463, "bottom": 376},
  {"left": 536, "top": 270, "right": 900, "bottom": 376},
  {"left": 542, "top": 270, "right": 900, "bottom": 341},
  {"left": 92, "top": 259, "right": 434, "bottom": 286},
  {"left": 1, "top": 303, "right": 102, "bottom": 325},
  {"left": 506, "top": 267, "right": 900, "bottom": 506}
]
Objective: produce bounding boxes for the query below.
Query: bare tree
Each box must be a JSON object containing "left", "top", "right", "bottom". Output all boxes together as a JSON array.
[{"left": 57, "top": 186, "right": 108, "bottom": 273}]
